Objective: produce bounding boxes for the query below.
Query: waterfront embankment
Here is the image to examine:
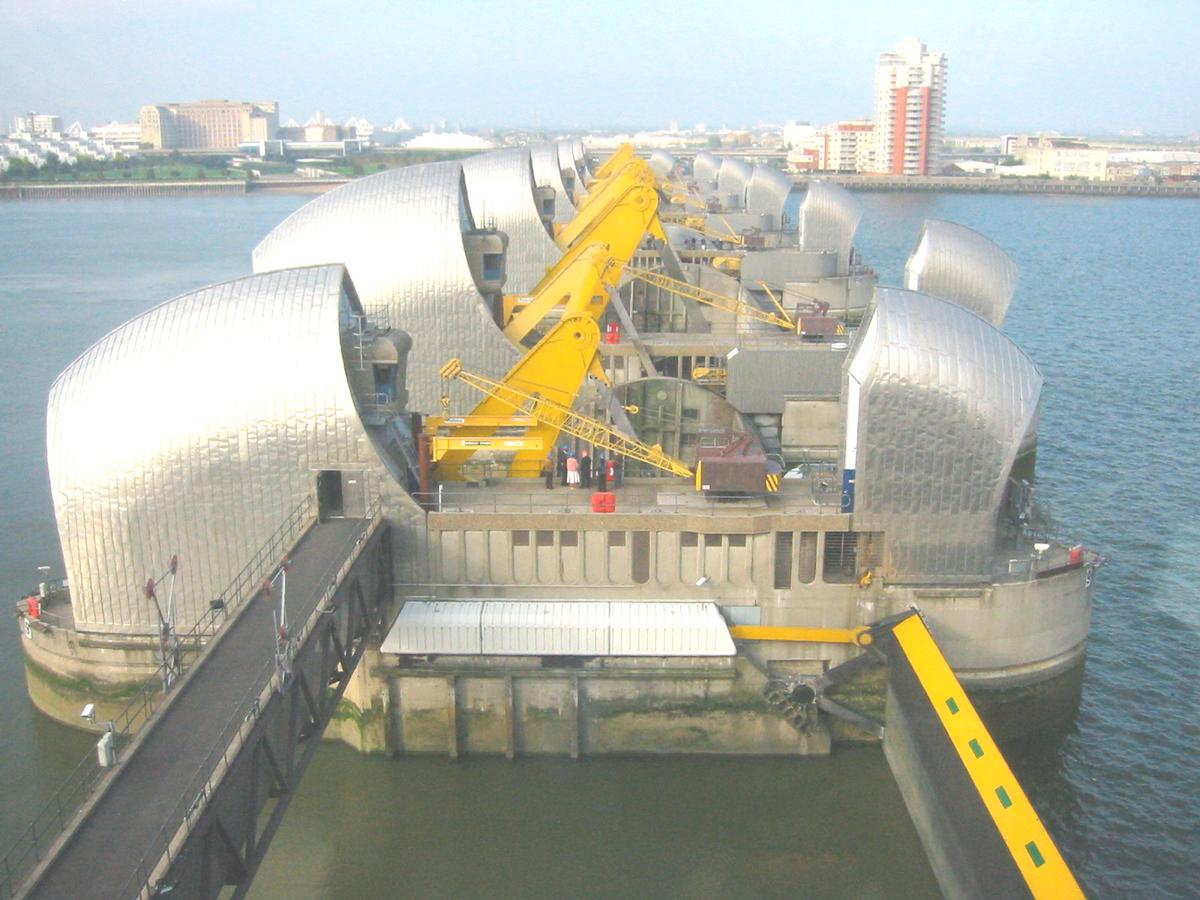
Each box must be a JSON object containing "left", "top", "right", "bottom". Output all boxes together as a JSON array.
[
  {"left": 795, "top": 173, "right": 1200, "bottom": 197},
  {"left": 0, "top": 177, "right": 350, "bottom": 201},
  {"left": 6, "top": 172, "right": 1195, "bottom": 201}
]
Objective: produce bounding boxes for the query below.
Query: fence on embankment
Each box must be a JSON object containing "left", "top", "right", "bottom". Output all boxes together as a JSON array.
[
  {"left": 794, "top": 174, "right": 1200, "bottom": 197},
  {"left": 0, "top": 180, "right": 248, "bottom": 201}
]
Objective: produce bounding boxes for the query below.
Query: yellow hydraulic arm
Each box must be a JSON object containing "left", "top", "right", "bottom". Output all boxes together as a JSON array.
[
  {"left": 590, "top": 143, "right": 635, "bottom": 181},
  {"left": 505, "top": 175, "right": 665, "bottom": 345},
  {"left": 432, "top": 314, "right": 601, "bottom": 479},
  {"left": 556, "top": 160, "right": 667, "bottom": 252},
  {"left": 439, "top": 358, "right": 694, "bottom": 479},
  {"left": 626, "top": 266, "right": 796, "bottom": 332},
  {"left": 502, "top": 242, "right": 618, "bottom": 336}
]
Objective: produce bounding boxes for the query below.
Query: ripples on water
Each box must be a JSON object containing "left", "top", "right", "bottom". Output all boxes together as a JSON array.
[
  {"left": 852, "top": 193, "right": 1200, "bottom": 898},
  {"left": 1, "top": 191, "right": 1197, "bottom": 898}
]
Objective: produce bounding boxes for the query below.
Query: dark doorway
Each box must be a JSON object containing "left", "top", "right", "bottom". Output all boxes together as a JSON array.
[{"left": 317, "top": 470, "right": 344, "bottom": 520}]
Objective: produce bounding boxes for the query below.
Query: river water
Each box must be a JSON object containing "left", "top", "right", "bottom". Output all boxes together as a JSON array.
[{"left": 0, "top": 190, "right": 1196, "bottom": 898}]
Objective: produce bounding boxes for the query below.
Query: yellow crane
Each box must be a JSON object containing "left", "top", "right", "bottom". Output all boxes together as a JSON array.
[
  {"left": 438, "top": 358, "right": 694, "bottom": 479},
  {"left": 658, "top": 211, "right": 745, "bottom": 247},
  {"left": 625, "top": 266, "right": 796, "bottom": 332},
  {"left": 429, "top": 242, "right": 623, "bottom": 480},
  {"left": 589, "top": 143, "right": 636, "bottom": 181},
  {"left": 505, "top": 164, "right": 665, "bottom": 346}
]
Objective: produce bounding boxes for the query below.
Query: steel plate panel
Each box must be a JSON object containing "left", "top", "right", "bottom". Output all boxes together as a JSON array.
[
  {"left": 47, "top": 266, "right": 382, "bottom": 633},
  {"left": 849, "top": 288, "right": 1043, "bottom": 580},
  {"left": 462, "top": 147, "right": 562, "bottom": 293},
  {"left": 530, "top": 143, "right": 576, "bottom": 223},
  {"left": 252, "top": 161, "right": 520, "bottom": 414},
  {"left": 905, "top": 219, "right": 1019, "bottom": 326},
  {"left": 744, "top": 165, "right": 793, "bottom": 226},
  {"left": 798, "top": 181, "right": 862, "bottom": 274}
]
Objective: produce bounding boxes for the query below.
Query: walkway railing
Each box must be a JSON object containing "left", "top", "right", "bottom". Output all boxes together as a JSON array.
[
  {"left": 0, "top": 495, "right": 317, "bottom": 900},
  {"left": 418, "top": 465, "right": 843, "bottom": 514},
  {"left": 117, "top": 502, "right": 382, "bottom": 900}
]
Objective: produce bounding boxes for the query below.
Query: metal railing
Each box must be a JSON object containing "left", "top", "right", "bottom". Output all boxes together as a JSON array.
[
  {"left": 414, "top": 473, "right": 842, "bottom": 515},
  {"left": 0, "top": 495, "right": 317, "bottom": 900},
  {"left": 117, "top": 503, "right": 381, "bottom": 900}
]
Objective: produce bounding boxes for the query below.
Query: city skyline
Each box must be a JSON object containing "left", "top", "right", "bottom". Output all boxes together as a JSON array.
[{"left": 0, "top": 0, "right": 1197, "bottom": 136}]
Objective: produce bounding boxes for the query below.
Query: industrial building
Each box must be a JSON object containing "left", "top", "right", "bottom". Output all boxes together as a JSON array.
[{"left": 138, "top": 99, "right": 279, "bottom": 150}]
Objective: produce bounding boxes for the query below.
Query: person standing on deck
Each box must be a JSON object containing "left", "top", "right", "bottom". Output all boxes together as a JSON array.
[
  {"left": 566, "top": 452, "right": 580, "bottom": 488},
  {"left": 557, "top": 445, "right": 568, "bottom": 486},
  {"left": 610, "top": 455, "right": 622, "bottom": 489},
  {"left": 541, "top": 453, "right": 555, "bottom": 489},
  {"left": 580, "top": 450, "right": 592, "bottom": 489},
  {"left": 596, "top": 455, "right": 608, "bottom": 492}
]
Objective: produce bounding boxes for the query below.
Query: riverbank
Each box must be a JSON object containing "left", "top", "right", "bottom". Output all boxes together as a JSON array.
[
  {"left": 795, "top": 174, "right": 1200, "bottom": 197},
  {"left": 6, "top": 172, "right": 1196, "bottom": 202},
  {"left": 0, "top": 177, "right": 349, "bottom": 201}
]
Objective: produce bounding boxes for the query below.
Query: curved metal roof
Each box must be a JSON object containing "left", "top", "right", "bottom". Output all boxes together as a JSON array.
[
  {"left": 530, "top": 142, "right": 576, "bottom": 223},
  {"left": 692, "top": 152, "right": 720, "bottom": 190},
  {"left": 648, "top": 150, "right": 676, "bottom": 178},
  {"left": 571, "top": 138, "right": 593, "bottom": 185},
  {"left": 744, "top": 165, "right": 793, "bottom": 223},
  {"left": 904, "top": 219, "right": 1019, "bottom": 326},
  {"left": 798, "top": 181, "right": 862, "bottom": 274},
  {"left": 461, "top": 147, "right": 561, "bottom": 293},
  {"left": 716, "top": 157, "right": 753, "bottom": 200},
  {"left": 46, "top": 266, "right": 384, "bottom": 634},
  {"left": 557, "top": 140, "right": 585, "bottom": 202},
  {"left": 251, "top": 161, "right": 519, "bottom": 413},
  {"left": 847, "top": 288, "right": 1043, "bottom": 581}
]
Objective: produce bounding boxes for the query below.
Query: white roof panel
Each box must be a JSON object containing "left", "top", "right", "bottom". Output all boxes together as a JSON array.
[
  {"left": 381, "top": 600, "right": 483, "bottom": 654},
  {"left": 381, "top": 600, "right": 735, "bottom": 658},
  {"left": 609, "top": 602, "right": 736, "bottom": 656},
  {"left": 481, "top": 601, "right": 609, "bottom": 655}
]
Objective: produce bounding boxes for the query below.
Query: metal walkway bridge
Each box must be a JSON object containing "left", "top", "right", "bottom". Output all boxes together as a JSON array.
[{"left": 12, "top": 508, "right": 392, "bottom": 900}]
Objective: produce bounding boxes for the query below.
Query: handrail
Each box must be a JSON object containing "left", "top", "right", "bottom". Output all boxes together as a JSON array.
[
  {"left": 0, "top": 494, "right": 317, "bottom": 900},
  {"left": 118, "top": 503, "right": 382, "bottom": 899}
]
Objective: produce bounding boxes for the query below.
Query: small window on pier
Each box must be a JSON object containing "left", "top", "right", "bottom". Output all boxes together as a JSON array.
[
  {"left": 774, "top": 531, "right": 793, "bottom": 589},
  {"left": 536, "top": 530, "right": 554, "bottom": 547},
  {"left": 607, "top": 531, "right": 626, "bottom": 548},
  {"left": 797, "top": 532, "right": 817, "bottom": 584},
  {"left": 513, "top": 530, "right": 530, "bottom": 547},
  {"left": 823, "top": 532, "right": 858, "bottom": 583},
  {"left": 560, "top": 531, "right": 578, "bottom": 547},
  {"left": 681, "top": 531, "right": 699, "bottom": 548},
  {"left": 727, "top": 534, "right": 747, "bottom": 548},
  {"left": 632, "top": 531, "right": 650, "bottom": 584}
]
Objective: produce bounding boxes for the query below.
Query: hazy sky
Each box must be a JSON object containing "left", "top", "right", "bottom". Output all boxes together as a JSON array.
[{"left": 1, "top": 0, "right": 1195, "bottom": 135}]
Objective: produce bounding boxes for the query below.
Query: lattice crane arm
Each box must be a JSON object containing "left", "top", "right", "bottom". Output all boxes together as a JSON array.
[
  {"left": 626, "top": 266, "right": 796, "bottom": 333},
  {"left": 439, "top": 359, "right": 694, "bottom": 479},
  {"left": 658, "top": 212, "right": 745, "bottom": 246}
]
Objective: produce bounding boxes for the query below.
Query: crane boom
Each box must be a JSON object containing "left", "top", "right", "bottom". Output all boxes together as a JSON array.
[
  {"left": 439, "top": 359, "right": 694, "bottom": 479},
  {"left": 658, "top": 212, "right": 745, "bottom": 246},
  {"left": 626, "top": 266, "right": 796, "bottom": 332}
]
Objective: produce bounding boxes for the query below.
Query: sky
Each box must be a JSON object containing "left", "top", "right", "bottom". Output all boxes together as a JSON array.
[{"left": 0, "top": 0, "right": 1196, "bottom": 136}]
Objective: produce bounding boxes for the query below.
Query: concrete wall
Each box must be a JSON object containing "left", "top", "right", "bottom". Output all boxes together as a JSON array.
[
  {"left": 782, "top": 399, "right": 843, "bottom": 459},
  {"left": 741, "top": 249, "right": 837, "bottom": 289},
  {"left": 20, "top": 617, "right": 165, "bottom": 731},
  {"left": 893, "top": 566, "right": 1092, "bottom": 688},
  {"left": 371, "top": 656, "right": 828, "bottom": 757}
]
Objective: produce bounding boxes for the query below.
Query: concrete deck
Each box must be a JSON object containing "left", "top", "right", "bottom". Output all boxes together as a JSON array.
[
  {"left": 24, "top": 517, "right": 371, "bottom": 900},
  {"left": 421, "top": 474, "right": 844, "bottom": 517}
]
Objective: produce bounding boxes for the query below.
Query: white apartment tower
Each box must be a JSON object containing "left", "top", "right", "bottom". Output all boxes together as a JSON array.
[{"left": 873, "top": 39, "right": 946, "bottom": 175}]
